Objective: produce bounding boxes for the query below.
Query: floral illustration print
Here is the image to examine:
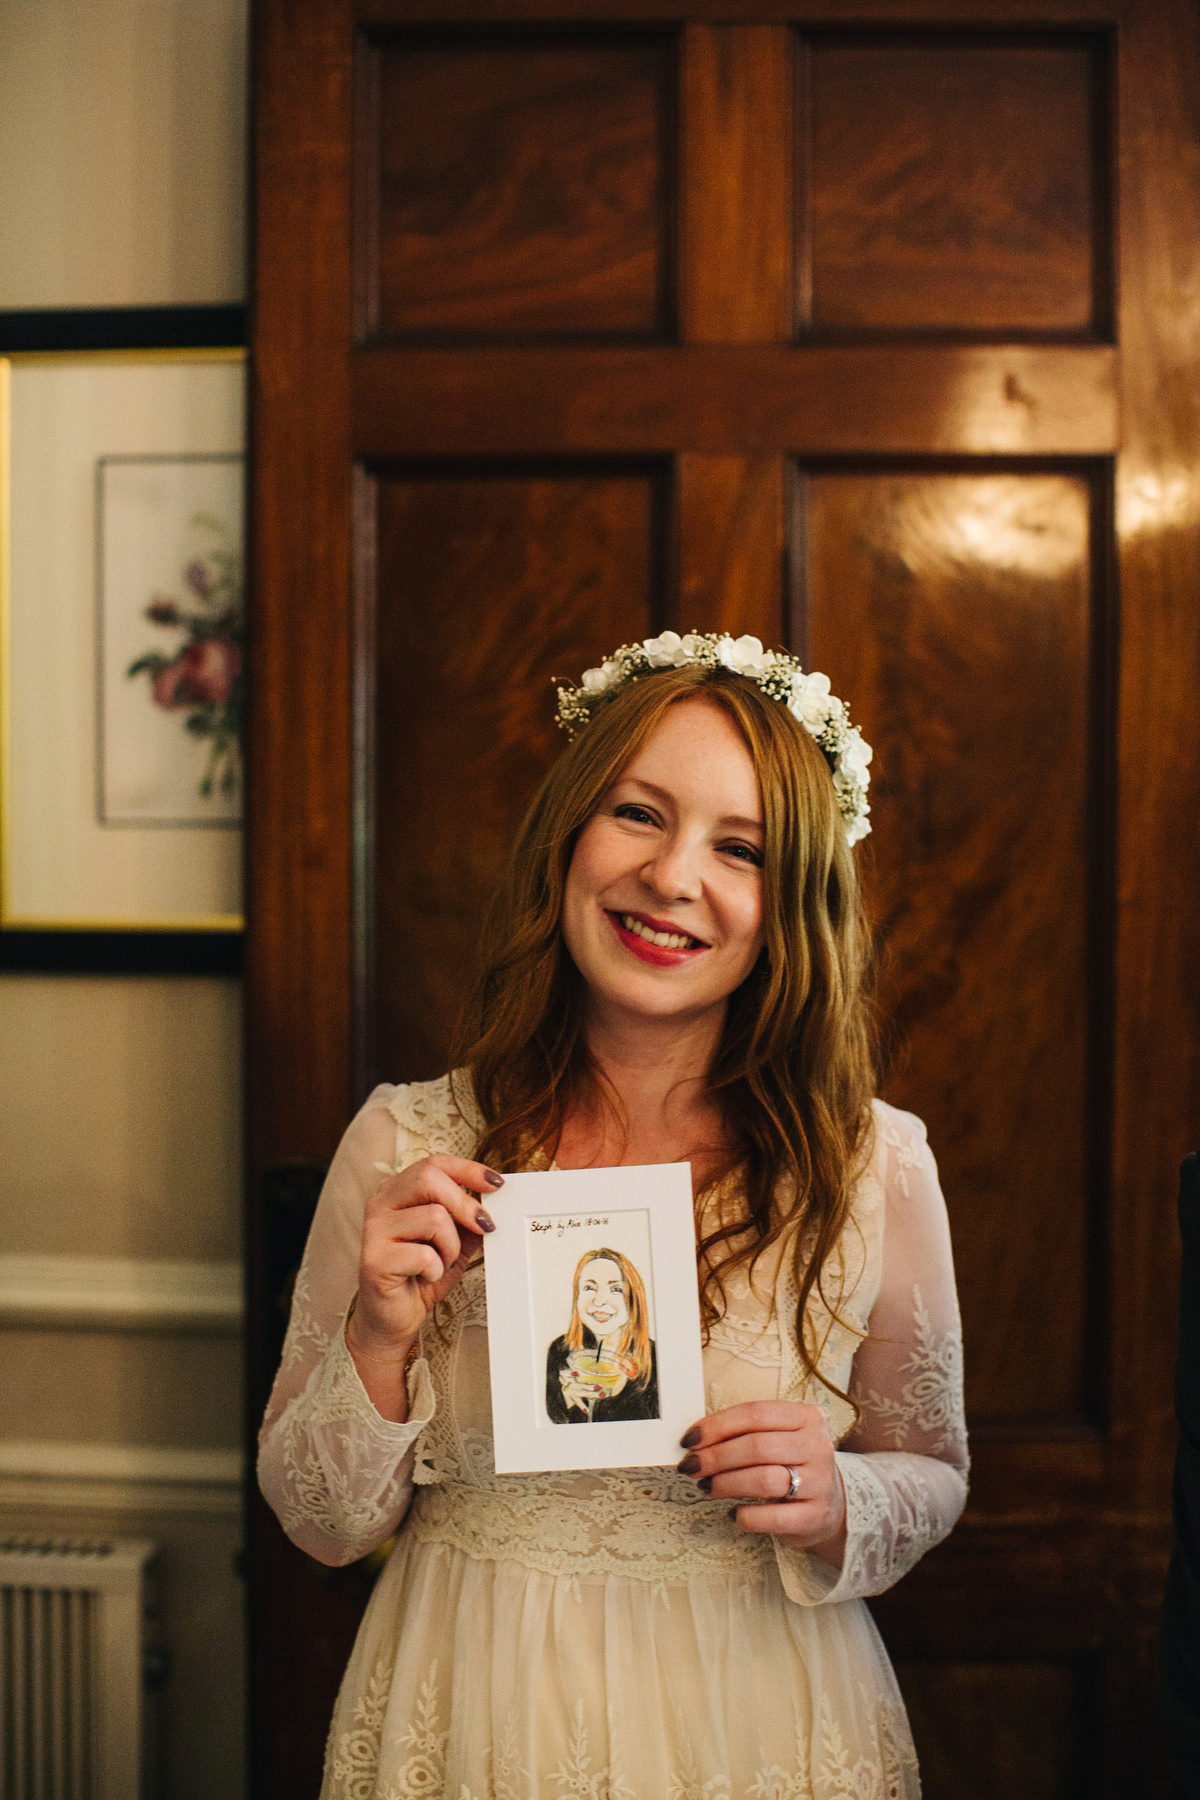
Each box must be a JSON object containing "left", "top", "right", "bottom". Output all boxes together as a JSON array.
[{"left": 126, "top": 512, "right": 243, "bottom": 799}]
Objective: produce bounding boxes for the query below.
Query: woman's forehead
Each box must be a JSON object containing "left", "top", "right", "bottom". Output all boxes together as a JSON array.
[{"left": 617, "top": 701, "right": 761, "bottom": 817}]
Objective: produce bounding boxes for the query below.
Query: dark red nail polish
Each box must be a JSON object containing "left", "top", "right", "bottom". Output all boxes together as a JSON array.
[
  {"left": 728, "top": 1506, "right": 740, "bottom": 1522},
  {"left": 680, "top": 1426, "right": 702, "bottom": 1450},
  {"left": 483, "top": 1168, "right": 505, "bottom": 1188},
  {"left": 677, "top": 1453, "right": 702, "bottom": 1476},
  {"left": 476, "top": 1209, "right": 496, "bottom": 1233},
  {"left": 698, "top": 1476, "right": 712, "bottom": 1495}
]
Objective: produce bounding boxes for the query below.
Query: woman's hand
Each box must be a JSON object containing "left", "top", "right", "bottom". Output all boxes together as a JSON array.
[
  {"left": 677, "top": 1400, "right": 847, "bottom": 1566},
  {"left": 348, "top": 1155, "right": 502, "bottom": 1364}
]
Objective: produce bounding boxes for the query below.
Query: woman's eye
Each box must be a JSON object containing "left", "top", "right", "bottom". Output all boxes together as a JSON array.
[
  {"left": 721, "top": 841, "right": 764, "bottom": 867},
  {"left": 613, "top": 803, "right": 656, "bottom": 826}
]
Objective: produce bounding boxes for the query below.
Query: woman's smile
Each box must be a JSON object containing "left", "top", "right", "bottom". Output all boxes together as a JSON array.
[{"left": 608, "top": 909, "right": 709, "bottom": 964}]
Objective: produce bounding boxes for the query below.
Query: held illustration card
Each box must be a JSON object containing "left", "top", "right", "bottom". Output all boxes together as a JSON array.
[{"left": 483, "top": 1163, "right": 705, "bottom": 1474}]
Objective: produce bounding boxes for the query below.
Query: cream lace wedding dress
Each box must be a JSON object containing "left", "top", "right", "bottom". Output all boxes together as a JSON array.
[{"left": 258, "top": 1077, "right": 967, "bottom": 1800}]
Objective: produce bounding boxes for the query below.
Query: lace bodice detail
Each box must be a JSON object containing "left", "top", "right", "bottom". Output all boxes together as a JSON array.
[{"left": 258, "top": 1077, "right": 967, "bottom": 1605}]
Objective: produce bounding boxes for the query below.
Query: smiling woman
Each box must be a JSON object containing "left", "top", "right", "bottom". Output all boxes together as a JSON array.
[{"left": 257, "top": 635, "right": 967, "bottom": 1800}]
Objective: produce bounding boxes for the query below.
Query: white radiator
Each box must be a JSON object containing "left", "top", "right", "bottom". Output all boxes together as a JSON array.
[{"left": 0, "top": 1537, "right": 157, "bottom": 1800}]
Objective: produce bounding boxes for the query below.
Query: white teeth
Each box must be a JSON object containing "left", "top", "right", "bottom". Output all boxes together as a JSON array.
[{"left": 620, "top": 914, "right": 698, "bottom": 951}]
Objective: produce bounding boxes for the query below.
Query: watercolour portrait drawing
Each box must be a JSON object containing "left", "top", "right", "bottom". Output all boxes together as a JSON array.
[
  {"left": 536, "top": 1221, "right": 661, "bottom": 1425},
  {"left": 483, "top": 1163, "right": 704, "bottom": 1474}
]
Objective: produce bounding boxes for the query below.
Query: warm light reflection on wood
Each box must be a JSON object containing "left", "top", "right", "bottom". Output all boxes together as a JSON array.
[
  {"left": 854, "top": 474, "right": 1088, "bottom": 579},
  {"left": 1117, "top": 462, "right": 1200, "bottom": 538},
  {"left": 805, "top": 471, "right": 1093, "bottom": 1422}
]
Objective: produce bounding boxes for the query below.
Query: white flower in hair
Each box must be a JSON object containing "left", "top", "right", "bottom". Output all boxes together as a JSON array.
[
  {"left": 554, "top": 630, "right": 873, "bottom": 844},
  {"left": 716, "top": 634, "right": 774, "bottom": 676},
  {"left": 642, "top": 631, "right": 689, "bottom": 667},
  {"left": 788, "top": 670, "right": 837, "bottom": 732},
  {"left": 580, "top": 660, "right": 621, "bottom": 694},
  {"left": 841, "top": 727, "right": 873, "bottom": 781}
]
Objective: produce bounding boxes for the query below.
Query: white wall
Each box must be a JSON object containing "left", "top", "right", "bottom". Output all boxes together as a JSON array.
[
  {"left": 0, "top": 3, "right": 249, "bottom": 1795},
  {"left": 0, "top": 0, "right": 247, "bottom": 309}
]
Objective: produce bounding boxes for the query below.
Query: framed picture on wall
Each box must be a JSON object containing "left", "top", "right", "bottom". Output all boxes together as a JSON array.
[{"left": 0, "top": 344, "right": 245, "bottom": 950}]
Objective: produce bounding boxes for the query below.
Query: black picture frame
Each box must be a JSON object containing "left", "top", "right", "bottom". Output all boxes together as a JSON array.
[{"left": 0, "top": 305, "right": 246, "bottom": 976}]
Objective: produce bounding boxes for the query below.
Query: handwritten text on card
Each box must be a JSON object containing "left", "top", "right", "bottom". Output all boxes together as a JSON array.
[{"left": 530, "top": 1215, "right": 612, "bottom": 1241}]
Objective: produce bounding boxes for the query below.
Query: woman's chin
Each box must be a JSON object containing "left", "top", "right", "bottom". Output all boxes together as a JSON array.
[{"left": 584, "top": 979, "right": 730, "bottom": 1036}]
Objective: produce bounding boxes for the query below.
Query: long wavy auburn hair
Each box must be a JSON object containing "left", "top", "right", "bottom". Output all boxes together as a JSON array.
[
  {"left": 458, "top": 663, "right": 877, "bottom": 1398},
  {"left": 565, "top": 1248, "right": 655, "bottom": 1391}
]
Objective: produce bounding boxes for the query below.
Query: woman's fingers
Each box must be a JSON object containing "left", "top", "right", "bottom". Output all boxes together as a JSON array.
[
  {"left": 371, "top": 1201, "right": 463, "bottom": 1272},
  {"left": 732, "top": 1499, "right": 833, "bottom": 1537},
  {"left": 371, "top": 1158, "right": 501, "bottom": 1238},
  {"left": 421, "top": 1154, "right": 504, "bottom": 1193},
  {"left": 674, "top": 1399, "right": 845, "bottom": 1550},
  {"left": 681, "top": 1400, "right": 824, "bottom": 1449},
  {"left": 700, "top": 1462, "right": 803, "bottom": 1504},
  {"left": 683, "top": 1428, "right": 812, "bottom": 1480},
  {"left": 675, "top": 1400, "right": 841, "bottom": 1540},
  {"left": 354, "top": 1156, "right": 503, "bottom": 1350},
  {"left": 382, "top": 1155, "right": 504, "bottom": 1206}
]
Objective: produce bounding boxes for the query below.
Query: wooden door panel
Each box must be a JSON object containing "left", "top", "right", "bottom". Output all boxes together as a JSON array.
[
  {"left": 352, "top": 342, "right": 1118, "bottom": 455},
  {"left": 370, "top": 464, "right": 667, "bottom": 1085},
  {"left": 803, "top": 469, "right": 1099, "bottom": 1422},
  {"left": 364, "top": 30, "right": 675, "bottom": 340},
  {"left": 802, "top": 33, "right": 1109, "bottom": 335},
  {"left": 677, "top": 453, "right": 786, "bottom": 638},
  {"left": 894, "top": 1656, "right": 1101, "bottom": 1800},
  {"left": 680, "top": 24, "right": 793, "bottom": 342}
]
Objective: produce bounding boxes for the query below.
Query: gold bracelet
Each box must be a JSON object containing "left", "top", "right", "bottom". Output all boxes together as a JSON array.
[{"left": 344, "top": 1295, "right": 420, "bottom": 1373}]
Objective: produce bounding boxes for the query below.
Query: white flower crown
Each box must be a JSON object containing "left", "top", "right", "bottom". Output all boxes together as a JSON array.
[{"left": 555, "top": 631, "right": 872, "bottom": 845}]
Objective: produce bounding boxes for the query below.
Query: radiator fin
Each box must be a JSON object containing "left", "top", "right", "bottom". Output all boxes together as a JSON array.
[{"left": 0, "top": 1537, "right": 155, "bottom": 1800}]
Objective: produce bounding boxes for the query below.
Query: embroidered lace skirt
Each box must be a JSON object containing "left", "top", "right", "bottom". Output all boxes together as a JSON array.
[{"left": 320, "top": 1483, "right": 919, "bottom": 1800}]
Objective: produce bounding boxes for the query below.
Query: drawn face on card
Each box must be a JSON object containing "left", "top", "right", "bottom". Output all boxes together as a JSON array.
[
  {"left": 527, "top": 1209, "right": 661, "bottom": 1426},
  {"left": 577, "top": 1259, "right": 628, "bottom": 1338}
]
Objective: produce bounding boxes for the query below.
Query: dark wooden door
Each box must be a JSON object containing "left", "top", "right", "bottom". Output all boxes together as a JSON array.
[{"left": 247, "top": 3, "right": 1200, "bottom": 1795}]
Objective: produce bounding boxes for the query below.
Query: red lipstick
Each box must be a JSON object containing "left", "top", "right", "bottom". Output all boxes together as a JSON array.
[{"left": 606, "top": 911, "right": 708, "bottom": 968}]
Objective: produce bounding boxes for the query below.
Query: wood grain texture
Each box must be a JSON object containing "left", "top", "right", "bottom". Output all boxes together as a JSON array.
[
  {"left": 676, "top": 453, "right": 785, "bottom": 639},
  {"left": 248, "top": 2, "right": 361, "bottom": 1793},
  {"left": 370, "top": 469, "right": 663, "bottom": 1085},
  {"left": 803, "top": 471, "right": 1097, "bottom": 1422},
  {"left": 804, "top": 37, "right": 1103, "bottom": 335},
  {"left": 352, "top": 343, "right": 1118, "bottom": 455},
  {"left": 1108, "top": 0, "right": 1200, "bottom": 1529},
  {"left": 680, "top": 25, "right": 793, "bottom": 342},
  {"left": 892, "top": 1658, "right": 1097, "bottom": 1800},
  {"left": 370, "top": 33, "right": 672, "bottom": 338}
]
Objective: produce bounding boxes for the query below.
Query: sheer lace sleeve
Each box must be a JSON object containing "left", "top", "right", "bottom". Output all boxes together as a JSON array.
[
  {"left": 256, "top": 1085, "right": 437, "bottom": 1568},
  {"left": 775, "top": 1102, "right": 968, "bottom": 1606}
]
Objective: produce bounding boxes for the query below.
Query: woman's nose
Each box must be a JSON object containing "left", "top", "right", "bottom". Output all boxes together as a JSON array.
[{"left": 641, "top": 834, "right": 703, "bottom": 899}]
